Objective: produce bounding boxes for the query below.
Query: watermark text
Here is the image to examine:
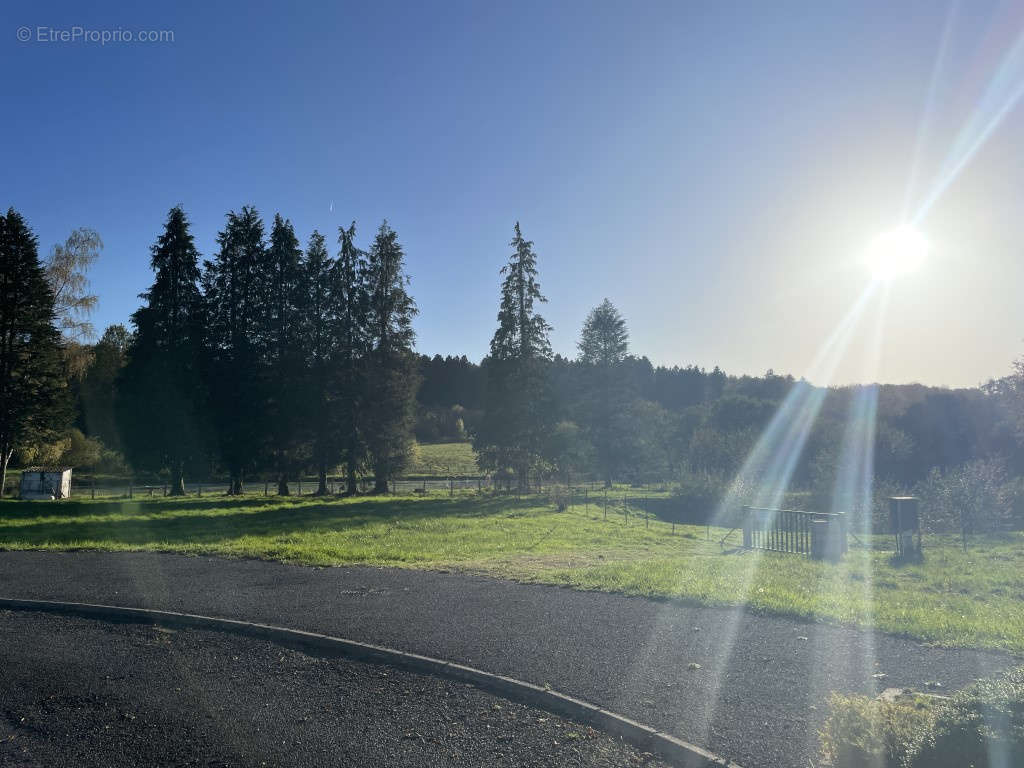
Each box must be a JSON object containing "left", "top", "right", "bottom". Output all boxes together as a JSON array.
[{"left": 17, "top": 26, "right": 175, "bottom": 45}]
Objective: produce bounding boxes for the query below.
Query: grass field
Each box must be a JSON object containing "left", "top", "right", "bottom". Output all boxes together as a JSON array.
[
  {"left": 1, "top": 490, "right": 1022, "bottom": 654},
  {"left": 407, "top": 442, "right": 478, "bottom": 476}
]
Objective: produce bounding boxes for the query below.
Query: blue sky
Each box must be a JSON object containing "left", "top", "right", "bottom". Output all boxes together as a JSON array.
[{"left": 4, "top": 0, "right": 1024, "bottom": 386}]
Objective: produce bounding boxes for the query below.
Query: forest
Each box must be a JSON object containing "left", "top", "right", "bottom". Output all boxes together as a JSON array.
[{"left": 2, "top": 206, "right": 1023, "bottom": 531}]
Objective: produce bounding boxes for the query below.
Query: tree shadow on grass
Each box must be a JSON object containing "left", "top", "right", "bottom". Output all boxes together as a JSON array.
[
  {"left": 0, "top": 494, "right": 539, "bottom": 549},
  {"left": 0, "top": 495, "right": 289, "bottom": 520}
]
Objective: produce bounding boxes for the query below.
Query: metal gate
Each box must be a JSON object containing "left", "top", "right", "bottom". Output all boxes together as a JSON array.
[{"left": 741, "top": 506, "right": 847, "bottom": 557}]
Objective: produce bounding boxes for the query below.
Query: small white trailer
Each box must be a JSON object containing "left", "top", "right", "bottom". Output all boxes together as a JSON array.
[{"left": 19, "top": 467, "right": 72, "bottom": 500}]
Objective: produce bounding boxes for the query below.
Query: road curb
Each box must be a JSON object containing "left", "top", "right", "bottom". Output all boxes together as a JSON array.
[{"left": 0, "top": 597, "right": 738, "bottom": 767}]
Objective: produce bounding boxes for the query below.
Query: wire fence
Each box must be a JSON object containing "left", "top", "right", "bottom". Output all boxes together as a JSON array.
[{"left": 0, "top": 475, "right": 675, "bottom": 501}]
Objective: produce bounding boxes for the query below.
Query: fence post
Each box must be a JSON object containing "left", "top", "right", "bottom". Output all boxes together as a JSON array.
[
  {"left": 645, "top": 496, "right": 648, "bottom": 528},
  {"left": 198, "top": 484, "right": 202, "bottom": 497},
  {"left": 128, "top": 482, "right": 133, "bottom": 499},
  {"left": 741, "top": 507, "right": 752, "bottom": 549},
  {"left": 298, "top": 479, "right": 302, "bottom": 496},
  {"left": 450, "top": 478, "right": 454, "bottom": 497},
  {"left": 91, "top": 481, "right": 95, "bottom": 500},
  {"left": 264, "top": 482, "right": 269, "bottom": 496}
]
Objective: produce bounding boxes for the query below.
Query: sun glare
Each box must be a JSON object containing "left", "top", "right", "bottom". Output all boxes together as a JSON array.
[{"left": 865, "top": 226, "right": 929, "bottom": 281}]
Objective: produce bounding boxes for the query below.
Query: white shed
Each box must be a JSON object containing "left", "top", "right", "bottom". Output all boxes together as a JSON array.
[{"left": 19, "top": 467, "right": 72, "bottom": 500}]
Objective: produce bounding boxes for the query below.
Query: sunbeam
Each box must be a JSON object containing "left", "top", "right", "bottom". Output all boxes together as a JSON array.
[
  {"left": 901, "top": 0, "right": 959, "bottom": 222},
  {"left": 912, "top": 16, "right": 1024, "bottom": 223},
  {"left": 693, "top": 284, "right": 880, "bottom": 744}
]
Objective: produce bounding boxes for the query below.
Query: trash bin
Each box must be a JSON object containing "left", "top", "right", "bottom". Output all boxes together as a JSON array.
[
  {"left": 889, "top": 497, "right": 921, "bottom": 557},
  {"left": 810, "top": 516, "right": 843, "bottom": 562}
]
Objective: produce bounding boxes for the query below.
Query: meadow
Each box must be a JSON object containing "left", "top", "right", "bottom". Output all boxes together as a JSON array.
[
  {"left": 1, "top": 488, "right": 1022, "bottom": 655},
  {"left": 406, "top": 441, "right": 479, "bottom": 476}
]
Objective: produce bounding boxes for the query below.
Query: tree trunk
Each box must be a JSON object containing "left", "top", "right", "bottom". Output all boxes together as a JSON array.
[
  {"left": 1, "top": 447, "right": 11, "bottom": 499},
  {"left": 169, "top": 463, "right": 186, "bottom": 496},
  {"left": 228, "top": 473, "right": 243, "bottom": 495},
  {"left": 314, "top": 465, "right": 329, "bottom": 496},
  {"left": 277, "top": 475, "right": 290, "bottom": 496},
  {"left": 373, "top": 478, "right": 388, "bottom": 494},
  {"left": 346, "top": 455, "right": 358, "bottom": 495}
]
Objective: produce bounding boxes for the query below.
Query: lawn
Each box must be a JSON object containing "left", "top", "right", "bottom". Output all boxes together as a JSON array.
[
  {"left": 407, "top": 441, "right": 479, "bottom": 476},
  {"left": 1, "top": 490, "right": 1022, "bottom": 654}
]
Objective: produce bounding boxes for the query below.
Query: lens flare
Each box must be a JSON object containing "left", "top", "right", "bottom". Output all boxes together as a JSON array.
[{"left": 864, "top": 226, "right": 928, "bottom": 281}]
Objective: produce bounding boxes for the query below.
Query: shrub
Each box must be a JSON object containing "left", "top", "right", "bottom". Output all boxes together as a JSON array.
[
  {"left": 820, "top": 692, "right": 933, "bottom": 768},
  {"left": 915, "top": 459, "right": 1013, "bottom": 534},
  {"left": 903, "top": 667, "right": 1024, "bottom": 768},
  {"left": 671, "top": 474, "right": 728, "bottom": 525}
]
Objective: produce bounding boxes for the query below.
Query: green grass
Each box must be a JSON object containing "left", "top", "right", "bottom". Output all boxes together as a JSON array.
[
  {"left": 407, "top": 441, "right": 478, "bottom": 476},
  {"left": 1, "top": 491, "right": 1023, "bottom": 654}
]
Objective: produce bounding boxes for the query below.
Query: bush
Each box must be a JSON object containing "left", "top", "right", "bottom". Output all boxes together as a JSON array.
[
  {"left": 903, "top": 667, "right": 1024, "bottom": 768},
  {"left": 820, "top": 692, "right": 933, "bottom": 768},
  {"left": 915, "top": 459, "right": 1013, "bottom": 534},
  {"left": 671, "top": 474, "right": 728, "bottom": 525},
  {"left": 820, "top": 668, "right": 1024, "bottom": 768}
]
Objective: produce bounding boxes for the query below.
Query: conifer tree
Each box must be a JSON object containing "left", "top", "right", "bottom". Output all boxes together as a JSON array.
[
  {"left": 265, "top": 214, "right": 306, "bottom": 495},
  {"left": 361, "top": 221, "right": 418, "bottom": 492},
  {"left": 202, "top": 206, "right": 268, "bottom": 494},
  {"left": 302, "top": 230, "right": 337, "bottom": 495},
  {"left": 332, "top": 222, "right": 369, "bottom": 494},
  {"left": 475, "top": 222, "right": 554, "bottom": 490},
  {"left": 577, "top": 298, "right": 629, "bottom": 486},
  {"left": 0, "top": 209, "right": 70, "bottom": 495},
  {"left": 118, "top": 206, "right": 206, "bottom": 494}
]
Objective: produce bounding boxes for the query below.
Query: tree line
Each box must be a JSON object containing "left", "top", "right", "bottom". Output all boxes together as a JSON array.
[
  {"left": 0, "top": 206, "right": 418, "bottom": 496},
  {"left": 4, "top": 205, "right": 1024, "bottom": 516}
]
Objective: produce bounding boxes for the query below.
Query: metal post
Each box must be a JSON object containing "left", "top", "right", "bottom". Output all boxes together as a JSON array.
[{"left": 129, "top": 482, "right": 133, "bottom": 499}]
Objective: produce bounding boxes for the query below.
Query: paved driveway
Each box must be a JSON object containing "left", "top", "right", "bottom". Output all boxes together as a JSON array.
[{"left": 0, "top": 551, "right": 1014, "bottom": 767}]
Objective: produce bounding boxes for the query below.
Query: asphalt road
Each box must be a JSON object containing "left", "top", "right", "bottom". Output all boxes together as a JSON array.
[
  {"left": 0, "top": 610, "right": 670, "bottom": 768},
  {"left": 0, "top": 551, "right": 1015, "bottom": 767}
]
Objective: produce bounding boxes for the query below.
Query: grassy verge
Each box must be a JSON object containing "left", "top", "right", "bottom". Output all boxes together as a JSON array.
[{"left": 1, "top": 491, "right": 1022, "bottom": 653}]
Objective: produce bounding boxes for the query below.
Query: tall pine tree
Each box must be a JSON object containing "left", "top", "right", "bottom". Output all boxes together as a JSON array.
[
  {"left": 361, "top": 221, "right": 418, "bottom": 492},
  {"left": 202, "top": 206, "right": 268, "bottom": 494},
  {"left": 265, "top": 214, "right": 306, "bottom": 495},
  {"left": 118, "top": 206, "right": 206, "bottom": 494},
  {"left": 332, "top": 222, "right": 369, "bottom": 494},
  {"left": 302, "top": 229, "right": 337, "bottom": 495},
  {"left": 0, "top": 209, "right": 70, "bottom": 495},
  {"left": 475, "top": 222, "right": 554, "bottom": 490},
  {"left": 577, "top": 298, "right": 629, "bottom": 486}
]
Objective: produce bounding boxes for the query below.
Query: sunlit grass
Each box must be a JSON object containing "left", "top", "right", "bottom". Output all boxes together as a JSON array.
[
  {"left": 1, "top": 491, "right": 1022, "bottom": 653},
  {"left": 407, "top": 441, "right": 479, "bottom": 476}
]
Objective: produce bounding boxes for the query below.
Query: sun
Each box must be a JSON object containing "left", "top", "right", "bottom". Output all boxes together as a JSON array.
[{"left": 864, "top": 226, "right": 928, "bottom": 281}]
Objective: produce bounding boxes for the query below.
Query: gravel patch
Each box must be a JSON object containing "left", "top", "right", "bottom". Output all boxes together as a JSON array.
[{"left": 0, "top": 610, "right": 671, "bottom": 768}]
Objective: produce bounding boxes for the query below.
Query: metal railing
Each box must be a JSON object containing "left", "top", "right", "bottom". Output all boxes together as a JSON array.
[{"left": 740, "top": 506, "right": 847, "bottom": 557}]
